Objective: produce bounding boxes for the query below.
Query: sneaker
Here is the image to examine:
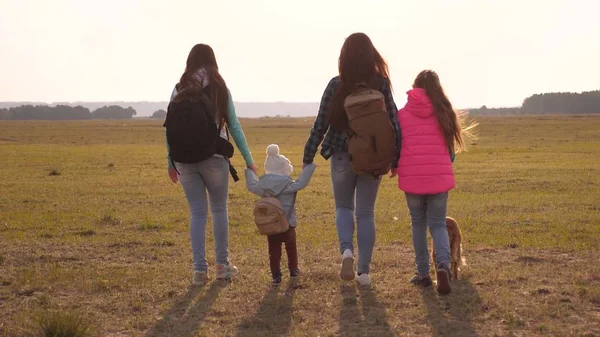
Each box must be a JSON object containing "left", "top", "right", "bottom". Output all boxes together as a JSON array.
[
  {"left": 290, "top": 269, "right": 301, "bottom": 278},
  {"left": 340, "top": 249, "right": 355, "bottom": 281},
  {"left": 409, "top": 273, "right": 433, "bottom": 288},
  {"left": 272, "top": 273, "right": 282, "bottom": 286},
  {"left": 192, "top": 271, "right": 208, "bottom": 285},
  {"left": 436, "top": 264, "right": 452, "bottom": 295},
  {"left": 357, "top": 273, "right": 371, "bottom": 286},
  {"left": 215, "top": 263, "right": 239, "bottom": 280}
]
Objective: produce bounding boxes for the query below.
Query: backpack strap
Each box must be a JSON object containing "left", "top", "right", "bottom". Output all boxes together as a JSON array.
[
  {"left": 217, "top": 122, "right": 238, "bottom": 182},
  {"left": 216, "top": 121, "right": 237, "bottom": 182},
  {"left": 224, "top": 124, "right": 231, "bottom": 140},
  {"left": 224, "top": 157, "right": 239, "bottom": 182}
]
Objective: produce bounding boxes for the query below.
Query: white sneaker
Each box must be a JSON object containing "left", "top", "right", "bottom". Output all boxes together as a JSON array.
[
  {"left": 216, "top": 263, "right": 239, "bottom": 280},
  {"left": 357, "top": 273, "right": 371, "bottom": 286},
  {"left": 340, "top": 249, "right": 355, "bottom": 281}
]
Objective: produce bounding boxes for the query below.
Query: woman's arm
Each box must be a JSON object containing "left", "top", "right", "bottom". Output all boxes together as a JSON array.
[
  {"left": 166, "top": 136, "right": 174, "bottom": 169},
  {"left": 226, "top": 89, "right": 254, "bottom": 167},
  {"left": 303, "top": 78, "right": 337, "bottom": 165}
]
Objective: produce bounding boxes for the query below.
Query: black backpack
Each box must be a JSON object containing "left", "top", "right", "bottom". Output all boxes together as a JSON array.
[{"left": 164, "top": 85, "right": 239, "bottom": 181}]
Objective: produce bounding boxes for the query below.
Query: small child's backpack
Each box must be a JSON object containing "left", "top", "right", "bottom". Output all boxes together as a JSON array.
[
  {"left": 344, "top": 84, "right": 395, "bottom": 176},
  {"left": 253, "top": 191, "right": 296, "bottom": 236}
]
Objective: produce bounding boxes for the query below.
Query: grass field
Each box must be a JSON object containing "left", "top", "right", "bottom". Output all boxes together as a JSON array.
[{"left": 1, "top": 115, "right": 599, "bottom": 337}]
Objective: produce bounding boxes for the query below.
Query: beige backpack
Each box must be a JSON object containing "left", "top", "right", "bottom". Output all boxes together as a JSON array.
[
  {"left": 344, "top": 86, "right": 395, "bottom": 176},
  {"left": 253, "top": 191, "right": 296, "bottom": 236}
]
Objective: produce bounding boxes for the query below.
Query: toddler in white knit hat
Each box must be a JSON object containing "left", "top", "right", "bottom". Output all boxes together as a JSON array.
[
  {"left": 245, "top": 144, "right": 316, "bottom": 286},
  {"left": 264, "top": 144, "right": 294, "bottom": 176}
]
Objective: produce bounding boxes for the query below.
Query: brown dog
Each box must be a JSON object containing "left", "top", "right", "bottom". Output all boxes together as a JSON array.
[{"left": 431, "top": 217, "right": 466, "bottom": 280}]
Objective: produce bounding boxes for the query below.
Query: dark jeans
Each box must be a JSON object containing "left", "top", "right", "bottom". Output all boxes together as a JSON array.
[{"left": 267, "top": 227, "right": 298, "bottom": 277}]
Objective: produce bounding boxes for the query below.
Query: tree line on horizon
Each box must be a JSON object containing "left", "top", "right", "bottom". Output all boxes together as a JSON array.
[
  {"left": 1, "top": 90, "right": 599, "bottom": 120},
  {"left": 468, "top": 90, "right": 600, "bottom": 116},
  {"left": 0, "top": 105, "right": 137, "bottom": 120}
]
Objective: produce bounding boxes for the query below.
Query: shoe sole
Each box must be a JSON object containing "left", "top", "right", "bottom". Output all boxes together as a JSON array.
[
  {"left": 216, "top": 274, "right": 237, "bottom": 280},
  {"left": 357, "top": 277, "right": 371, "bottom": 286},
  {"left": 410, "top": 280, "right": 433, "bottom": 288},
  {"left": 340, "top": 257, "right": 355, "bottom": 281},
  {"left": 436, "top": 269, "right": 451, "bottom": 295},
  {"left": 216, "top": 269, "right": 239, "bottom": 280}
]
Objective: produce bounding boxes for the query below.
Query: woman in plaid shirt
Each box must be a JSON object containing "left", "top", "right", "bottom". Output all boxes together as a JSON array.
[{"left": 302, "top": 33, "right": 401, "bottom": 286}]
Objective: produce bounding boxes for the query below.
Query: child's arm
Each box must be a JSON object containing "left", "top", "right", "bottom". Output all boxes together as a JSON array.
[
  {"left": 244, "top": 169, "right": 264, "bottom": 196},
  {"left": 285, "top": 163, "right": 317, "bottom": 192}
]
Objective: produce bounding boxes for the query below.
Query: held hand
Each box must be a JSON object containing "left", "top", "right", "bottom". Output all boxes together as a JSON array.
[
  {"left": 248, "top": 163, "right": 259, "bottom": 175},
  {"left": 302, "top": 163, "right": 309, "bottom": 169},
  {"left": 168, "top": 168, "right": 179, "bottom": 184},
  {"left": 389, "top": 168, "right": 398, "bottom": 178}
]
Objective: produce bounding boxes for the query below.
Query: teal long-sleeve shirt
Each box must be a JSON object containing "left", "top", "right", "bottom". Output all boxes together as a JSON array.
[{"left": 165, "top": 87, "right": 254, "bottom": 169}]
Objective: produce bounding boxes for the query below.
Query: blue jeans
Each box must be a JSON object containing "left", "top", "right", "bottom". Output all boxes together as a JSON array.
[
  {"left": 405, "top": 192, "right": 450, "bottom": 276},
  {"left": 330, "top": 152, "right": 381, "bottom": 274},
  {"left": 176, "top": 156, "right": 230, "bottom": 272}
]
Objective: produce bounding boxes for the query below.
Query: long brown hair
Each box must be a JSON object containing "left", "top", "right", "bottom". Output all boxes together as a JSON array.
[
  {"left": 329, "top": 33, "right": 392, "bottom": 131},
  {"left": 413, "top": 70, "right": 477, "bottom": 154},
  {"left": 174, "top": 44, "right": 229, "bottom": 128}
]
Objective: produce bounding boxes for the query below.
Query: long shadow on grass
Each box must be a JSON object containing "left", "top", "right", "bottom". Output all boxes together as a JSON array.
[
  {"left": 144, "top": 281, "right": 225, "bottom": 337},
  {"left": 419, "top": 277, "right": 483, "bottom": 337},
  {"left": 339, "top": 284, "right": 396, "bottom": 337},
  {"left": 235, "top": 281, "right": 295, "bottom": 337}
]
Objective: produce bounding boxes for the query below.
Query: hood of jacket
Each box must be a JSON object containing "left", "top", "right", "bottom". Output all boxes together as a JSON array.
[
  {"left": 404, "top": 88, "right": 434, "bottom": 118},
  {"left": 258, "top": 174, "right": 293, "bottom": 196}
]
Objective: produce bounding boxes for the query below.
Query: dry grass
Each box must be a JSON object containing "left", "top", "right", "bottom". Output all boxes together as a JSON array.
[
  {"left": 0, "top": 116, "right": 599, "bottom": 337},
  {"left": 25, "top": 310, "right": 91, "bottom": 337}
]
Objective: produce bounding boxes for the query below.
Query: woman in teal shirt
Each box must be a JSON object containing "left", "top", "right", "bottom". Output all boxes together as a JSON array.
[{"left": 166, "top": 44, "right": 257, "bottom": 285}]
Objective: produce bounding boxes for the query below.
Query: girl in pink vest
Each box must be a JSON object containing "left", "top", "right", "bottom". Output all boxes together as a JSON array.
[{"left": 396, "top": 70, "right": 476, "bottom": 295}]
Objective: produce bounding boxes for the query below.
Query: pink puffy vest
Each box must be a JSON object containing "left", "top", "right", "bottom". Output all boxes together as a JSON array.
[{"left": 397, "top": 88, "right": 455, "bottom": 195}]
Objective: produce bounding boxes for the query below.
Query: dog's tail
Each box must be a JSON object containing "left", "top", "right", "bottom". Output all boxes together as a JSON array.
[{"left": 459, "top": 244, "right": 467, "bottom": 268}]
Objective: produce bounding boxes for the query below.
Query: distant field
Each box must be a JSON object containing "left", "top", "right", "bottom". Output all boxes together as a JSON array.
[{"left": 1, "top": 116, "right": 599, "bottom": 337}]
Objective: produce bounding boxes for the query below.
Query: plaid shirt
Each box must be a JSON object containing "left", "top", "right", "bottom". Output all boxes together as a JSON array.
[{"left": 303, "top": 76, "right": 402, "bottom": 168}]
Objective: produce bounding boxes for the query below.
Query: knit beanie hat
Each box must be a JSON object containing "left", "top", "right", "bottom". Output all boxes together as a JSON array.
[{"left": 264, "top": 144, "right": 293, "bottom": 176}]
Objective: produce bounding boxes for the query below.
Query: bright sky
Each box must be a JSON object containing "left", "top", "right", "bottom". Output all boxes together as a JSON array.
[{"left": 1, "top": 0, "right": 598, "bottom": 108}]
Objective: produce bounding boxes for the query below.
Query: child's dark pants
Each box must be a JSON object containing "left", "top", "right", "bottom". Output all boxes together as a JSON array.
[{"left": 267, "top": 227, "right": 298, "bottom": 277}]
